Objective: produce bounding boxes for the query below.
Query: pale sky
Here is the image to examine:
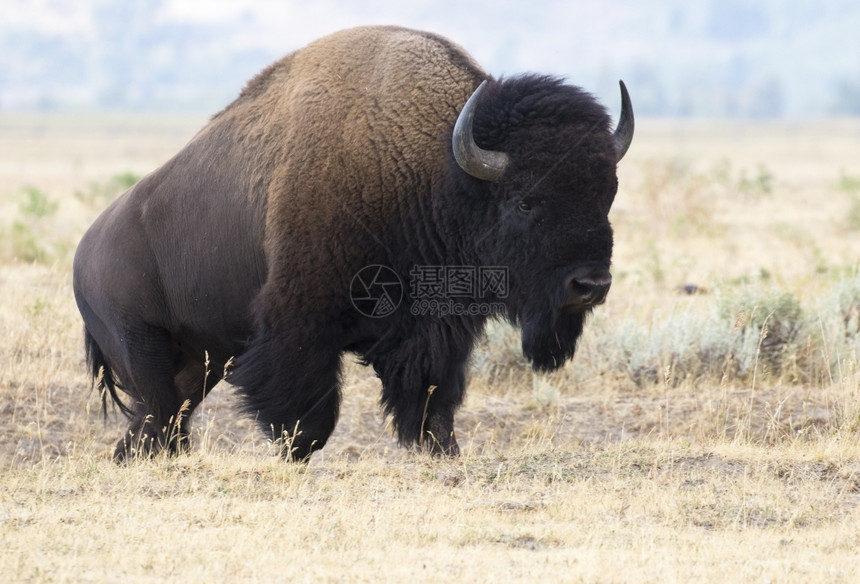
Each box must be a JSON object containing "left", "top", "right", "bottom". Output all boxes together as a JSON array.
[{"left": 2, "top": 0, "right": 859, "bottom": 116}]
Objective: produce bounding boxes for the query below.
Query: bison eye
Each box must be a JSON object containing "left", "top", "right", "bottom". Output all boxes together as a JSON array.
[{"left": 517, "top": 200, "right": 532, "bottom": 213}]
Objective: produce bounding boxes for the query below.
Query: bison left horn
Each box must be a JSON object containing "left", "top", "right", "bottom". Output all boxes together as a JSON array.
[
  {"left": 613, "top": 80, "right": 634, "bottom": 161},
  {"left": 452, "top": 80, "right": 510, "bottom": 182}
]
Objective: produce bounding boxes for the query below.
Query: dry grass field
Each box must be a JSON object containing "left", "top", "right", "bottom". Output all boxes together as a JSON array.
[{"left": 1, "top": 112, "right": 860, "bottom": 582}]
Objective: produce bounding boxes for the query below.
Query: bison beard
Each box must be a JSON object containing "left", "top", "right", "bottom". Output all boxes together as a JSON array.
[
  {"left": 514, "top": 272, "right": 589, "bottom": 372},
  {"left": 522, "top": 311, "right": 587, "bottom": 373},
  {"left": 72, "top": 26, "right": 633, "bottom": 462}
]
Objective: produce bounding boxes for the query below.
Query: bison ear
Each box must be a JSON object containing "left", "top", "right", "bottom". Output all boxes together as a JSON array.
[
  {"left": 452, "top": 80, "right": 510, "bottom": 182},
  {"left": 613, "top": 80, "right": 634, "bottom": 162}
]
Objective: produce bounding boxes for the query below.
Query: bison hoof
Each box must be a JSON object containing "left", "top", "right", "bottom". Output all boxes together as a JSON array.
[
  {"left": 421, "top": 431, "right": 460, "bottom": 457},
  {"left": 112, "top": 428, "right": 190, "bottom": 463},
  {"left": 277, "top": 433, "right": 325, "bottom": 463},
  {"left": 113, "top": 434, "right": 159, "bottom": 463}
]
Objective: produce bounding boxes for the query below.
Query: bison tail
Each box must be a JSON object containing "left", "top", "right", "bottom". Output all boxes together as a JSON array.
[{"left": 84, "top": 327, "right": 133, "bottom": 419}]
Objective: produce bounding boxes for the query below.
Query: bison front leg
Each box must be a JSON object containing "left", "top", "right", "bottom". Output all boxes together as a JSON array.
[
  {"left": 230, "top": 335, "right": 343, "bottom": 462},
  {"left": 370, "top": 336, "right": 471, "bottom": 457},
  {"left": 420, "top": 396, "right": 460, "bottom": 456}
]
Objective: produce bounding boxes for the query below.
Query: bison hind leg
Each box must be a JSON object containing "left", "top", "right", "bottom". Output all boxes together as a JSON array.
[
  {"left": 112, "top": 400, "right": 194, "bottom": 463},
  {"left": 98, "top": 326, "right": 188, "bottom": 462},
  {"left": 168, "top": 351, "right": 225, "bottom": 453},
  {"left": 113, "top": 349, "right": 224, "bottom": 462},
  {"left": 112, "top": 398, "right": 195, "bottom": 462},
  {"left": 112, "top": 406, "right": 168, "bottom": 463}
]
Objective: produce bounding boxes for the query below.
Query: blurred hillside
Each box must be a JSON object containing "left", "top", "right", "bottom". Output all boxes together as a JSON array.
[{"left": 1, "top": 0, "right": 859, "bottom": 117}]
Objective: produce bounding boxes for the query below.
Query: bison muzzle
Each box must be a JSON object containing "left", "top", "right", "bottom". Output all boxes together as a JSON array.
[{"left": 73, "top": 25, "right": 634, "bottom": 461}]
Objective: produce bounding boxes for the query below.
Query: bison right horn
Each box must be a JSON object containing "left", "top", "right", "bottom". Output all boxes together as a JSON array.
[{"left": 452, "top": 80, "right": 510, "bottom": 182}]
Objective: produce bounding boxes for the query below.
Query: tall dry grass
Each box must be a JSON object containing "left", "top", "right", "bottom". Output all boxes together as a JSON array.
[{"left": 1, "top": 114, "right": 859, "bottom": 582}]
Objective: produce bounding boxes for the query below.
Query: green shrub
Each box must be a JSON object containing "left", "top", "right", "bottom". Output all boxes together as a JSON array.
[
  {"left": 835, "top": 172, "right": 860, "bottom": 194},
  {"left": 1, "top": 221, "right": 51, "bottom": 263},
  {"left": 738, "top": 164, "right": 774, "bottom": 198},
  {"left": 847, "top": 197, "right": 860, "bottom": 231},
  {"left": 820, "top": 274, "right": 860, "bottom": 371},
  {"left": 589, "top": 286, "right": 807, "bottom": 388},
  {"left": 717, "top": 287, "right": 804, "bottom": 380},
  {"left": 19, "top": 187, "right": 58, "bottom": 218}
]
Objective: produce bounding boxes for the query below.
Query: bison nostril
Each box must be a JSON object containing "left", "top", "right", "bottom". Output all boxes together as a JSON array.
[{"left": 564, "top": 269, "right": 612, "bottom": 306}]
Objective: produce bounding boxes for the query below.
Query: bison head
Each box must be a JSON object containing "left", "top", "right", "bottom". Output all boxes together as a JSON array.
[{"left": 451, "top": 75, "right": 633, "bottom": 372}]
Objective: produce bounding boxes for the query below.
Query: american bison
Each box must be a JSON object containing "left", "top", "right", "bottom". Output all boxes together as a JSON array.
[{"left": 73, "top": 25, "right": 634, "bottom": 461}]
